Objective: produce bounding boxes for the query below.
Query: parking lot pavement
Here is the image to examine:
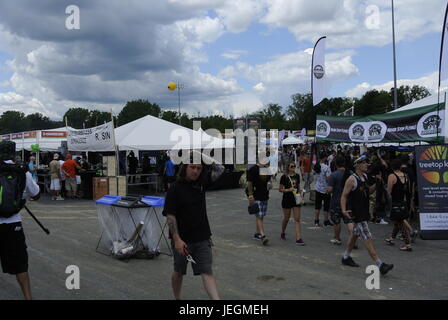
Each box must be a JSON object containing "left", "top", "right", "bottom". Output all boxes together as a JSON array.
[{"left": 1, "top": 188, "right": 448, "bottom": 300}]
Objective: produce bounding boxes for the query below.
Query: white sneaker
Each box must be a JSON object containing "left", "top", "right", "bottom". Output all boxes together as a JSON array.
[
  {"left": 330, "top": 239, "right": 342, "bottom": 245},
  {"left": 56, "top": 196, "right": 65, "bottom": 201},
  {"left": 379, "top": 219, "right": 388, "bottom": 225}
]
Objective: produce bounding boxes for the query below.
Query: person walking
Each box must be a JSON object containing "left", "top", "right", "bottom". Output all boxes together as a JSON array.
[
  {"left": 340, "top": 155, "right": 394, "bottom": 275},
  {"left": 313, "top": 152, "right": 333, "bottom": 227},
  {"left": 163, "top": 157, "right": 223, "bottom": 300},
  {"left": 385, "top": 159, "right": 413, "bottom": 251},
  {"left": 247, "top": 162, "right": 271, "bottom": 245},
  {"left": 0, "top": 141, "right": 40, "bottom": 300},
  {"left": 279, "top": 161, "right": 305, "bottom": 245},
  {"left": 328, "top": 156, "right": 354, "bottom": 245},
  {"left": 27, "top": 156, "right": 37, "bottom": 183}
]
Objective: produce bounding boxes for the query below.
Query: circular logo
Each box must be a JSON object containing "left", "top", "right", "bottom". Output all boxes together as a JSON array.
[
  {"left": 417, "top": 111, "right": 444, "bottom": 138},
  {"left": 316, "top": 120, "right": 330, "bottom": 138},
  {"left": 313, "top": 65, "right": 325, "bottom": 79},
  {"left": 367, "top": 121, "right": 387, "bottom": 142},
  {"left": 349, "top": 122, "right": 366, "bottom": 142}
]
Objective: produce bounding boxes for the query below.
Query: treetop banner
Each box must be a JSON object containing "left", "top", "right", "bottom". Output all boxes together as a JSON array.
[{"left": 316, "top": 103, "right": 445, "bottom": 143}]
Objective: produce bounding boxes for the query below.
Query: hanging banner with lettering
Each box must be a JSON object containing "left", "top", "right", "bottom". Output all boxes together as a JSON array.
[
  {"left": 316, "top": 103, "right": 445, "bottom": 143},
  {"left": 41, "top": 130, "right": 67, "bottom": 138},
  {"left": 67, "top": 122, "right": 115, "bottom": 152},
  {"left": 415, "top": 145, "right": 448, "bottom": 239}
]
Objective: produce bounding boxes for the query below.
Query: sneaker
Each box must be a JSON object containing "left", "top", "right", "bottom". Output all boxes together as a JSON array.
[
  {"left": 324, "top": 220, "right": 334, "bottom": 227},
  {"left": 330, "top": 239, "right": 342, "bottom": 245},
  {"left": 280, "top": 232, "right": 286, "bottom": 241},
  {"left": 379, "top": 263, "right": 394, "bottom": 275},
  {"left": 261, "top": 236, "right": 269, "bottom": 246},
  {"left": 51, "top": 196, "right": 57, "bottom": 200},
  {"left": 295, "top": 239, "right": 305, "bottom": 246},
  {"left": 56, "top": 196, "right": 65, "bottom": 201},
  {"left": 253, "top": 233, "right": 262, "bottom": 240},
  {"left": 314, "top": 220, "right": 321, "bottom": 227},
  {"left": 342, "top": 256, "right": 359, "bottom": 267},
  {"left": 378, "top": 219, "right": 389, "bottom": 225}
]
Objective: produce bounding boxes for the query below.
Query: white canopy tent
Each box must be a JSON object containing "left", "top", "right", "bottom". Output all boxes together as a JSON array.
[
  {"left": 282, "top": 136, "right": 305, "bottom": 145},
  {"left": 115, "top": 115, "right": 234, "bottom": 151},
  {"left": 7, "top": 127, "right": 74, "bottom": 152}
]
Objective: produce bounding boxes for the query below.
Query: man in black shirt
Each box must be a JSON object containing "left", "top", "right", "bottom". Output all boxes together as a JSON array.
[
  {"left": 340, "top": 155, "right": 394, "bottom": 276},
  {"left": 163, "top": 160, "right": 221, "bottom": 300},
  {"left": 246, "top": 163, "right": 271, "bottom": 245}
]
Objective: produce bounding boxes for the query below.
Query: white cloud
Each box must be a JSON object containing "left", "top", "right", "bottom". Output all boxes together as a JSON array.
[
  {"left": 253, "top": 82, "right": 266, "bottom": 93},
  {"left": 345, "top": 71, "right": 440, "bottom": 98},
  {"left": 221, "top": 50, "right": 248, "bottom": 60}
]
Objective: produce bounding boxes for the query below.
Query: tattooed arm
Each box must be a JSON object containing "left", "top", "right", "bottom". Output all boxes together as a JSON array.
[{"left": 166, "top": 214, "right": 187, "bottom": 256}]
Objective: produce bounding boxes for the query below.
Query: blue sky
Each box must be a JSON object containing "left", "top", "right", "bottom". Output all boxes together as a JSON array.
[{"left": 0, "top": 0, "right": 446, "bottom": 119}]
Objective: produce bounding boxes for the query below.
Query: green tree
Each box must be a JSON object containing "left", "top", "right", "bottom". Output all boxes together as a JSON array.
[
  {"left": 117, "top": 99, "right": 161, "bottom": 126},
  {"left": 87, "top": 110, "right": 113, "bottom": 127},
  {"left": 0, "top": 111, "right": 27, "bottom": 134},
  {"left": 354, "top": 90, "right": 391, "bottom": 116},
  {"left": 64, "top": 108, "right": 91, "bottom": 129},
  {"left": 391, "top": 85, "right": 431, "bottom": 109},
  {"left": 160, "top": 110, "right": 179, "bottom": 124},
  {"left": 24, "top": 113, "right": 52, "bottom": 130}
]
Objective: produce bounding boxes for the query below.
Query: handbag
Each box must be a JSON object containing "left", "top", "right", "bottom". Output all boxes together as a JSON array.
[{"left": 288, "top": 175, "right": 304, "bottom": 206}]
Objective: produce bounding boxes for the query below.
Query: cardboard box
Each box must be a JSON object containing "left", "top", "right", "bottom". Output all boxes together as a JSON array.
[{"left": 108, "top": 176, "right": 126, "bottom": 196}]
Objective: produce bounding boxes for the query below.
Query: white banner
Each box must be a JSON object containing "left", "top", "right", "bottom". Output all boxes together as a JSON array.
[
  {"left": 67, "top": 122, "right": 115, "bottom": 152},
  {"left": 312, "top": 36, "right": 327, "bottom": 106}
]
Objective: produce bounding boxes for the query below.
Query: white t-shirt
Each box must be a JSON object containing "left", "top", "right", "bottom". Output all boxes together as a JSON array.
[
  {"left": 0, "top": 160, "right": 40, "bottom": 224},
  {"left": 314, "top": 163, "right": 331, "bottom": 194}
]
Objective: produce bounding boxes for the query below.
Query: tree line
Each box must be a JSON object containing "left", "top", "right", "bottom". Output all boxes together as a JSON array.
[{"left": 0, "top": 85, "right": 430, "bottom": 135}]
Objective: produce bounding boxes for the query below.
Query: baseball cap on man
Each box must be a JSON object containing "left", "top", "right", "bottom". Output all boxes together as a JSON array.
[
  {"left": 353, "top": 154, "right": 369, "bottom": 165},
  {"left": 0, "top": 141, "right": 16, "bottom": 161}
]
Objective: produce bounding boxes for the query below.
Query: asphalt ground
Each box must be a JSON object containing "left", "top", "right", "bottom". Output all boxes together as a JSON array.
[{"left": 1, "top": 181, "right": 448, "bottom": 300}]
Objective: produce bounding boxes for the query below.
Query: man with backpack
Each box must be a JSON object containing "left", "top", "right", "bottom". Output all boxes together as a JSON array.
[{"left": 0, "top": 141, "right": 40, "bottom": 300}]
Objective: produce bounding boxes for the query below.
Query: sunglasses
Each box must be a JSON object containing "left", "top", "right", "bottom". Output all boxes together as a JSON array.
[{"left": 290, "top": 165, "right": 296, "bottom": 168}]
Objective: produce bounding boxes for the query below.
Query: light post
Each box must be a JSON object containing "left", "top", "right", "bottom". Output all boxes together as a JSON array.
[
  {"left": 391, "top": 0, "right": 398, "bottom": 110},
  {"left": 168, "top": 81, "right": 185, "bottom": 125}
]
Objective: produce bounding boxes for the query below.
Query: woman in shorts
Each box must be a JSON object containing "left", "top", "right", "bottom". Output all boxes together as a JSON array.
[{"left": 279, "top": 161, "right": 305, "bottom": 245}]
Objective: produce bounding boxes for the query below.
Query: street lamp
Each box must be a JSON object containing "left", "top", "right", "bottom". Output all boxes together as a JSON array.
[{"left": 168, "top": 81, "right": 185, "bottom": 125}]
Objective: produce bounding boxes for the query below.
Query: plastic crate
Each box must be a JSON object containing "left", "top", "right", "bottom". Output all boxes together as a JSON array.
[
  {"left": 141, "top": 196, "right": 165, "bottom": 207},
  {"left": 95, "top": 195, "right": 122, "bottom": 205}
]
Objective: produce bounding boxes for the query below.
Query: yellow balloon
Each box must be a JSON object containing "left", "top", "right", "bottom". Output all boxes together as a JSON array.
[{"left": 168, "top": 81, "right": 177, "bottom": 91}]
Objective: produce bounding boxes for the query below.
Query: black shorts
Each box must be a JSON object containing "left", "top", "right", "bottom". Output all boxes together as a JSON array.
[
  {"left": 315, "top": 191, "right": 330, "bottom": 211},
  {"left": 330, "top": 209, "right": 354, "bottom": 225},
  {"left": 0, "top": 222, "right": 28, "bottom": 275},
  {"left": 282, "top": 195, "right": 300, "bottom": 209},
  {"left": 172, "top": 239, "right": 213, "bottom": 276}
]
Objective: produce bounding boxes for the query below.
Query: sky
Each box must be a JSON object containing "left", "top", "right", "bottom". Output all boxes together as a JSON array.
[{"left": 0, "top": 0, "right": 447, "bottom": 120}]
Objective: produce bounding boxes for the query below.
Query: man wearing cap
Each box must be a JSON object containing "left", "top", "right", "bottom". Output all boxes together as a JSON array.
[
  {"left": 49, "top": 153, "right": 63, "bottom": 200},
  {"left": 340, "top": 155, "right": 394, "bottom": 276},
  {"left": 61, "top": 154, "right": 81, "bottom": 199},
  {"left": 0, "top": 141, "right": 40, "bottom": 300}
]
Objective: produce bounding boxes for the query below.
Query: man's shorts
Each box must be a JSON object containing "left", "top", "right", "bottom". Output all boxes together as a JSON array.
[
  {"left": 315, "top": 191, "right": 330, "bottom": 211},
  {"left": 330, "top": 208, "right": 354, "bottom": 225},
  {"left": 172, "top": 239, "right": 213, "bottom": 276},
  {"left": 65, "top": 177, "right": 77, "bottom": 192},
  {"left": 255, "top": 200, "right": 268, "bottom": 218},
  {"left": 0, "top": 222, "right": 28, "bottom": 275},
  {"left": 50, "top": 178, "right": 61, "bottom": 191},
  {"left": 353, "top": 221, "right": 372, "bottom": 240}
]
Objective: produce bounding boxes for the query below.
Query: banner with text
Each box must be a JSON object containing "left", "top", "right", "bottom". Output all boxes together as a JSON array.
[
  {"left": 316, "top": 103, "right": 445, "bottom": 143},
  {"left": 415, "top": 145, "right": 448, "bottom": 239},
  {"left": 67, "top": 122, "right": 115, "bottom": 152}
]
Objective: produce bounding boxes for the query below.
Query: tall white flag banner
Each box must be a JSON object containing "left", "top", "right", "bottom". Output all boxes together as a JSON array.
[
  {"left": 312, "top": 36, "right": 327, "bottom": 106},
  {"left": 67, "top": 121, "right": 115, "bottom": 152},
  {"left": 440, "top": 3, "right": 448, "bottom": 86}
]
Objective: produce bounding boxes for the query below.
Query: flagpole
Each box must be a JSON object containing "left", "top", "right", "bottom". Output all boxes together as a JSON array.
[
  {"left": 110, "top": 109, "right": 120, "bottom": 195},
  {"left": 437, "top": 2, "right": 448, "bottom": 142},
  {"left": 391, "top": 0, "right": 399, "bottom": 110}
]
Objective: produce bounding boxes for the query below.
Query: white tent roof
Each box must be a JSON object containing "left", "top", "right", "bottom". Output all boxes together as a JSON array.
[
  {"left": 282, "top": 136, "right": 304, "bottom": 145},
  {"left": 12, "top": 127, "right": 74, "bottom": 152},
  {"left": 115, "top": 115, "right": 234, "bottom": 150}
]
